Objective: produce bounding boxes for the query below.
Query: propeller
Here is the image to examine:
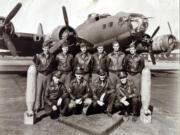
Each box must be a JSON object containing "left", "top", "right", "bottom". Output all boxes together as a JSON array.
[
  {"left": 148, "top": 26, "right": 160, "bottom": 65},
  {"left": 166, "top": 22, "right": 177, "bottom": 57},
  {"left": 0, "top": 3, "right": 22, "bottom": 56},
  {"left": 50, "top": 6, "right": 94, "bottom": 53}
]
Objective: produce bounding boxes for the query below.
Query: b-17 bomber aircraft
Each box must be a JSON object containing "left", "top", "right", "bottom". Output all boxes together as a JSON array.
[{"left": 0, "top": 3, "right": 179, "bottom": 66}]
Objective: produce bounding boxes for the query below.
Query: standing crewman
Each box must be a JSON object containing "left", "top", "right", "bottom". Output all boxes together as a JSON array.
[
  {"left": 33, "top": 39, "right": 56, "bottom": 113},
  {"left": 68, "top": 67, "right": 92, "bottom": 115},
  {"left": 91, "top": 69, "right": 115, "bottom": 117},
  {"left": 122, "top": 42, "right": 145, "bottom": 95},
  {"left": 56, "top": 42, "right": 73, "bottom": 89},
  {"left": 44, "top": 71, "right": 69, "bottom": 119},
  {"left": 115, "top": 71, "right": 140, "bottom": 122},
  {"left": 74, "top": 42, "right": 93, "bottom": 81},
  {"left": 92, "top": 45, "right": 108, "bottom": 82},
  {"left": 107, "top": 41, "right": 125, "bottom": 87}
]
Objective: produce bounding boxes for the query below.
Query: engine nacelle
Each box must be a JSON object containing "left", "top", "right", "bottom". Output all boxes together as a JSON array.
[
  {"left": 152, "top": 34, "right": 176, "bottom": 52},
  {"left": 51, "top": 25, "right": 77, "bottom": 46}
]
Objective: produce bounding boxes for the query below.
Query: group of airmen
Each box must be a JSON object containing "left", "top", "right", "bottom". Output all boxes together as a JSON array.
[{"left": 33, "top": 39, "right": 145, "bottom": 122}]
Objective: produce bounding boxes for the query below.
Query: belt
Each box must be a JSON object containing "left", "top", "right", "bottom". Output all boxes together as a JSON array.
[{"left": 128, "top": 72, "right": 140, "bottom": 76}]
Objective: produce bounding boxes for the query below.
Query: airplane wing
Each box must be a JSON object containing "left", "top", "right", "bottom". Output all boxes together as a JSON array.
[{"left": 0, "top": 32, "right": 42, "bottom": 56}]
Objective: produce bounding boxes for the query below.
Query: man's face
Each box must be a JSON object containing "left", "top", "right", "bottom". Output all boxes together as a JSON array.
[
  {"left": 129, "top": 47, "right": 136, "bottom": 55},
  {"left": 42, "top": 47, "right": 49, "bottom": 54},
  {"left": 99, "top": 75, "right": 106, "bottom": 81},
  {"left": 75, "top": 74, "right": 83, "bottom": 80},
  {"left": 53, "top": 76, "right": 60, "bottom": 84},
  {"left": 80, "top": 46, "right": 87, "bottom": 53},
  {"left": 97, "top": 46, "right": 104, "bottom": 54},
  {"left": 120, "top": 77, "right": 127, "bottom": 84},
  {"left": 113, "top": 43, "right": 119, "bottom": 52},
  {"left": 62, "top": 46, "right": 69, "bottom": 54}
]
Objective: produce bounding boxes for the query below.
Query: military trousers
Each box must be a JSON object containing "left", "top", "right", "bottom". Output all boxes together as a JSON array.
[
  {"left": 34, "top": 73, "right": 51, "bottom": 112},
  {"left": 127, "top": 73, "right": 141, "bottom": 94},
  {"left": 59, "top": 71, "right": 72, "bottom": 89},
  {"left": 69, "top": 98, "right": 92, "bottom": 114}
]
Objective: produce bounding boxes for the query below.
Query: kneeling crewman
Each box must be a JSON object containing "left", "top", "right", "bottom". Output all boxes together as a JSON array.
[
  {"left": 68, "top": 67, "right": 92, "bottom": 115},
  {"left": 44, "top": 71, "right": 69, "bottom": 119},
  {"left": 115, "top": 71, "right": 140, "bottom": 122},
  {"left": 91, "top": 69, "right": 115, "bottom": 117}
]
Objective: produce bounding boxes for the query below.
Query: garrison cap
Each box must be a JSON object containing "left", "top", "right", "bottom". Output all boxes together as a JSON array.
[
  {"left": 118, "top": 71, "right": 128, "bottom": 79},
  {"left": 98, "top": 69, "right": 107, "bottom": 76},
  {"left": 75, "top": 67, "right": 84, "bottom": 74}
]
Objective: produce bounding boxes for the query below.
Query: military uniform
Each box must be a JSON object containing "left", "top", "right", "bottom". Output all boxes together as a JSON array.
[
  {"left": 56, "top": 52, "right": 73, "bottom": 89},
  {"left": 68, "top": 70, "right": 92, "bottom": 114},
  {"left": 33, "top": 45, "right": 55, "bottom": 112},
  {"left": 107, "top": 51, "right": 125, "bottom": 87},
  {"left": 91, "top": 51, "right": 108, "bottom": 82},
  {"left": 74, "top": 52, "right": 93, "bottom": 81},
  {"left": 44, "top": 80, "right": 69, "bottom": 116},
  {"left": 91, "top": 75, "right": 115, "bottom": 115},
  {"left": 122, "top": 53, "right": 145, "bottom": 94},
  {"left": 115, "top": 79, "right": 140, "bottom": 116}
]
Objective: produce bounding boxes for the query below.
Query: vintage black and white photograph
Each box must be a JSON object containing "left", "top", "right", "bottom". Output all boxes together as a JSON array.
[{"left": 0, "top": 0, "right": 179, "bottom": 135}]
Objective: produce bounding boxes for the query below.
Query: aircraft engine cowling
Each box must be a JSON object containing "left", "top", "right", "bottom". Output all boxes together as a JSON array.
[
  {"left": 152, "top": 34, "right": 176, "bottom": 53},
  {"left": 51, "top": 25, "right": 77, "bottom": 46}
]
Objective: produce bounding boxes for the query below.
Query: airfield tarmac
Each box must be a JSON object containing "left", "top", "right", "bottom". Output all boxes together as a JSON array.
[{"left": 0, "top": 71, "right": 179, "bottom": 135}]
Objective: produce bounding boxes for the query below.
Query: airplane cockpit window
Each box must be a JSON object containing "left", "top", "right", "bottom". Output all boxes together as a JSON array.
[
  {"left": 103, "top": 24, "right": 106, "bottom": 29},
  {"left": 109, "top": 22, "right": 113, "bottom": 27}
]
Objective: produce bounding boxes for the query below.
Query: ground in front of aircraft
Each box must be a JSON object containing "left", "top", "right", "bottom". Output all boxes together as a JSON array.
[{"left": 0, "top": 71, "right": 179, "bottom": 135}]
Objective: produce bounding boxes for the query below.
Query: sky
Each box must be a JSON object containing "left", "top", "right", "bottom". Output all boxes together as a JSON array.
[{"left": 0, "top": 0, "right": 179, "bottom": 39}]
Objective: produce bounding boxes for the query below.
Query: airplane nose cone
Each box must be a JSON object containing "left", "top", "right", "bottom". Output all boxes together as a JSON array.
[{"left": 129, "top": 16, "right": 148, "bottom": 37}]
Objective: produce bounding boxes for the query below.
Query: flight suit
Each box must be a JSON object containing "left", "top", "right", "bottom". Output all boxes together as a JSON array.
[
  {"left": 122, "top": 54, "right": 145, "bottom": 94},
  {"left": 44, "top": 81, "right": 69, "bottom": 117},
  {"left": 56, "top": 53, "right": 73, "bottom": 89},
  {"left": 33, "top": 53, "right": 55, "bottom": 111},
  {"left": 68, "top": 78, "right": 92, "bottom": 114},
  {"left": 91, "top": 52, "right": 108, "bottom": 82},
  {"left": 107, "top": 51, "right": 125, "bottom": 87},
  {"left": 91, "top": 77, "right": 115, "bottom": 113},
  {"left": 114, "top": 80, "right": 140, "bottom": 115},
  {"left": 74, "top": 52, "right": 93, "bottom": 81}
]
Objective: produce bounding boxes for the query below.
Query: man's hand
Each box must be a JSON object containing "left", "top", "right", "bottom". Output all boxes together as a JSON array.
[
  {"left": 52, "top": 105, "right": 57, "bottom": 111},
  {"left": 120, "top": 96, "right": 129, "bottom": 106},
  {"left": 97, "top": 100, "right": 104, "bottom": 106},
  {"left": 57, "top": 98, "right": 62, "bottom": 106},
  {"left": 100, "top": 93, "right": 105, "bottom": 102},
  {"left": 75, "top": 98, "right": 82, "bottom": 104}
]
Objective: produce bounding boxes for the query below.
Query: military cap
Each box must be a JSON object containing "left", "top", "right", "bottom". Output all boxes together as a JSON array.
[
  {"left": 52, "top": 71, "right": 62, "bottom": 78},
  {"left": 75, "top": 67, "right": 84, "bottom": 74},
  {"left": 118, "top": 71, "right": 128, "bottom": 79},
  {"left": 129, "top": 42, "right": 136, "bottom": 49},
  {"left": 98, "top": 69, "right": 107, "bottom": 76}
]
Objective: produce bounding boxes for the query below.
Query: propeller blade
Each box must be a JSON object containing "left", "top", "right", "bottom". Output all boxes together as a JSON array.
[
  {"left": 151, "top": 26, "right": 160, "bottom": 39},
  {"left": 49, "top": 38, "right": 67, "bottom": 54},
  {"left": 148, "top": 45, "right": 156, "bottom": 65},
  {"left": 166, "top": 42, "right": 176, "bottom": 57},
  {"left": 76, "top": 37, "right": 94, "bottom": 48},
  {"left": 4, "top": 3, "right": 22, "bottom": 25},
  {"left": 3, "top": 32, "right": 17, "bottom": 56},
  {"left": 62, "top": 6, "right": 69, "bottom": 28},
  {"left": 167, "top": 22, "right": 173, "bottom": 35},
  {"left": 37, "top": 23, "right": 44, "bottom": 36}
]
